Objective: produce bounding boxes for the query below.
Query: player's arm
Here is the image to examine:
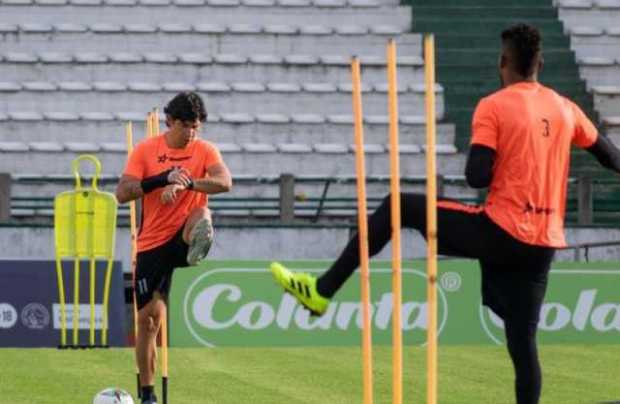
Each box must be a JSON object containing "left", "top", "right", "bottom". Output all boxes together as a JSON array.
[
  {"left": 466, "top": 97, "right": 498, "bottom": 188},
  {"left": 191, "top": 162, "right": 233, "bottom": 195},
  {"left": 116, "top": 168, "right": 192, "bottom": 203},
  {"left": 465, "top": 145, "right": 496, "bottom": 188},
  {"left": 585, "top": 135, "right": 620, "bottom": 173},
  {"left": 570, "top": 101, "right": 620, "bottom": 173}
]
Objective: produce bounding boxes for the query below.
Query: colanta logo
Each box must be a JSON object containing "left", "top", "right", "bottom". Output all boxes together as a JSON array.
[
  {"left": 182, "top": 268, "right": 449, "bottom": 347},
  {"left": 480, "top": 273, "right": 620, "bottom": 345}
]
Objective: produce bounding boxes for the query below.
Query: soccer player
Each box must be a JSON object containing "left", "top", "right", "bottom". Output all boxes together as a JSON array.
[
  {"left": 270, "top": 24, "right": 620, "bottom": 404},
  {"left": 116, "top": 92, "right": 232, "bottom": 404}
]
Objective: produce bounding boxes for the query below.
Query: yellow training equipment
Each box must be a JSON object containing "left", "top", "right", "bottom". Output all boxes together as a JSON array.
[{"left": 54, "top": 154, "right": 118, "bottom": 348}]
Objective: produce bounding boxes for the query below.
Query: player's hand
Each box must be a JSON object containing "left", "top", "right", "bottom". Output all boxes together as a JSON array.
[
  {"left": 160, "top": 184, "right": 185, "bottom": 205},
  {"left": 167, "top": 167, "right": 192, "bottom": 188}
]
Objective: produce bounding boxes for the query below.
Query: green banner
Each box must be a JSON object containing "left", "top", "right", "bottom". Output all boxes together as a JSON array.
[{"left": 169, "top": 260, "right": 620, "bottom": 347}]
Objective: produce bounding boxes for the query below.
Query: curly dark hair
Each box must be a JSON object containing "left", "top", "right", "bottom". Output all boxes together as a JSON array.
[
  {"left": 164, "top": 91, "right": 208, "bottom": 123},
  {"left": 501, "top": 24, "right": 542, "bottom": 78}
]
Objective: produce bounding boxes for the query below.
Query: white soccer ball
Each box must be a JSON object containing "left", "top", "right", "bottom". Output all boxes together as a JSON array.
[{"left": 93, "top": 388, "right": 135, "bottom": 404}]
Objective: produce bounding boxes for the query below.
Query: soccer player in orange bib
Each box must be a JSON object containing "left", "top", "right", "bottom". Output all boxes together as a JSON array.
[
  {"left": 271, "top": 24, "right": 620, "bottom": 403},
  {"left": 116, "top": 92, "right": 232, "bottom": 404}
]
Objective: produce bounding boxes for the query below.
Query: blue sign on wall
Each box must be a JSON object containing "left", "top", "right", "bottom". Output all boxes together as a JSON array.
[{"left": 0, "top": 260, "right": 127, "bottom": 347}]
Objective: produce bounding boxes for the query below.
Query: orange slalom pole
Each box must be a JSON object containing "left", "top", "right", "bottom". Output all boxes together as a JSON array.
[
  {"left": 153, "top": 108, "right": 160, "bottom": 136},
  {"left": 386, "top": 38, "right": 403, "bottom": 404},
  {"left": 424, "top": 34, "right": 439, "bottom": 404},
  {"left": 161, "top": 305, "right": 169, "bottom": 404},
  {"left": 151, "top": 108, "right": 168, "bottom": 403},
  {"left": 125, "top": 121, "right": 141, "bottom": 398},
  {"left": 351, "top": 56, "right": 374, "bottom": 404},
  {"left": 146, "top": 112, "right": 153, "bottom": 139}
]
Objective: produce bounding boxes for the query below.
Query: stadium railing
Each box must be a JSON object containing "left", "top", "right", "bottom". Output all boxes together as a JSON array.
[{"left": 4, "top": 173, "right": 620, "bottom": 227}]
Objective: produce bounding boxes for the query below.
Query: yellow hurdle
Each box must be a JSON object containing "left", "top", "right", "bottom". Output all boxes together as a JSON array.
[
  {"left": 350, "top": 57, "right": 374, "bottom": 404},
  {"left": 54, "top": 155, "right": 118, "bottom": 348},
  {"left": 424, "top": 34, "right": 439, "bottom": 404},
  {"left": 386, "top": 38, "right": 403, "bottom": 404}
]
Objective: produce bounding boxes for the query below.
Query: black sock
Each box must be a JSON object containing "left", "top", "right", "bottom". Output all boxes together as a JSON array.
[
  {"left": 316, "top": 193, "right": 427, "bottom": 298},
  {"left": 318, "top": 194, "right": 405, "bottom": 297},
  {"left": 141, "top": 385, "right": 155, "bottom": 400}
]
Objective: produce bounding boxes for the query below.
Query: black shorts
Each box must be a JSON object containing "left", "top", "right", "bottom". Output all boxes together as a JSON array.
[
  {"left": 134, "top": 226, "right": 189, "bottom": 310},
  {"left": 401, "top": 194, "right": 555, "bottom": 324}
]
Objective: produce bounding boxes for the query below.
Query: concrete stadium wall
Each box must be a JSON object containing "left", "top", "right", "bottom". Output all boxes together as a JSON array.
[{"left": 0, "top": 226, "right": 619, "bottom": 272}]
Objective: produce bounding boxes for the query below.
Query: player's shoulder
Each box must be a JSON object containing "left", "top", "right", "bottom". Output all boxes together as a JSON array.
[
  {"left": 132, "top": 135, "right": 160, "bottom": 153},
  {"left": 474, "top": 91, "right": 500, "bottom": 114},
  {"left": 482, "top": 85, "right": 516, "bottom": 105}
]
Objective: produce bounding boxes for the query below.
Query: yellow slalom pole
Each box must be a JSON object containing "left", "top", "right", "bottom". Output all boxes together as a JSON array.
[
  {"left": 161, "top": 305, "right": 169, "bottom": 404},
  {"left": 153, "top": 108, "right": 160, "bottom": 136},
  {"left": 126, "top": 121, "right": 141, "bottom": 396},
  {"left": 424, "top": 34, "right": 439, "bottom": 404},
  {"left": 126, "top": 122, "right": 139, "bottom": 344},
  {"left": 89, "top": 258, "right": 96, "bottom": 346},
  {"left": 55, "top": 259, "right": 67, "bottom": 347},
  {"left": 101, "top": 259, "right": 114, "bottom": 346},
  {"left": 386, "top": 38, "right": 403, "bottom": 404},
  {"left": 351, "top": 56, "right": 374, "bottom": 404},
  {"left": 145, "top": 112, "right": 152, "bottom": 139},
  {"left": 153, "top": 108, "right": 169, "bottom": 403},
  {"left": 73, "top": 258, "right": 80, "bottom": 346}
]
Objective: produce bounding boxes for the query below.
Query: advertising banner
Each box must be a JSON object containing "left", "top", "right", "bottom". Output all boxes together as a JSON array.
[
  {"left": 0, "top": 260, "right": 127, "bottom": 347},
  {"left": 169, "top": 260, "right": 620, "bottom": 347}
]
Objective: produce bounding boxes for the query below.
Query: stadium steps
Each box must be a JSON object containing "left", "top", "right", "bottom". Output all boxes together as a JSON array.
[
  {"left": 556, "top": 0, "right": 620, "bottom": 150},
  {"left": 0, "top": 142, "right": 466, "bottom": 176},
  {"left": 0, "top": 2, "right": 413, "bottom": 27},
  {"left": 404, "top": 0, "right": 612, "bottom": 184},
  {"left": 0, "top": 113, "right": 456, "bottom": 144},
  {"left": 0, "top": 52, "right": 425, "bottom": 83},
  {"left": 0, "top": 25, "right": 419, "bottom": 55},
  {"left": 0, "top": 80, "right": 445, "bottom": 117}
]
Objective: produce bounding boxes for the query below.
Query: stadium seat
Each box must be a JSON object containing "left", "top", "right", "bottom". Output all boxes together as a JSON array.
[
  {"left": 29, "top": 141, "right": 64, "bottom": 152},
  {"left": 277, "top": 143, "right": 313, "bottom": 153},
  {"left": 313, "top": 143, "right": 348, "bottom": 153},
  {"left": 256, "top": 114, "right": 290, "bottom": 123},
  {"left": 74, "top": 52, "right": 109, "bottom": 63},
  {"left": 20, "top": 23, "right": 53, "bottom": 33},
  {"left": 196, "top": 82, "right": 230, "bottom": 92},
  {"left": 193, "top": 23, "right": 226, "bottom": 33},
  {"left": 0, "top": 82, "right": 21, "bottom": 92},
  {"left": 143, "top": 53, "right": 178, "bottom": 63},
  {"left": 0, "top": 141, "right": 29, "bottom": 152},
  {"left": 178, "top": 53, "right": 212, "bottom": 63},
  {"left": 242, "top": 143, "right": 277, "bottom": 153},
  {"left": 90, "top": 23, "right": 123, "bottom": 33},
  {"left": 124, "top": 24, "right": 158, "bottom": 33},
  {"left": 100, "top": 142, "right": 127, "bottom": 152},
  {"left": 347, "top": 143, "right": 384, "bottom": 153},
  {"left": 302, "top": 83, "right": 337, "bottom": 92},
  {"left": 43, "top": 112, "right": 80, "bottom": 121},
  {"left": 54, "top": 23, "right": 88, "bottom": 32},
  {"left": 64, "top": 142, "right": 101, "bottom": 152},
  {"left": 57, "top": 82, "right": 92, "bottom": 91},
  {"left": 4, "top": 52, "right": 38, "bottom": 63},
  {"left": 108, "top": 53, "right": 143, "bottom": 64}
]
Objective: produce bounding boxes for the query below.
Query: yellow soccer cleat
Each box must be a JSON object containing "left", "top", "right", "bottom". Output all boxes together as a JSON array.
[{"left": 269, "top": 262, "right": 330, "bottom": 316}]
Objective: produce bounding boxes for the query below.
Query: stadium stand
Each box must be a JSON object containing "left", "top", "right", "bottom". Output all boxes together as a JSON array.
[{"left": 0, "top": 0, "right": 618, "bottom": 264}]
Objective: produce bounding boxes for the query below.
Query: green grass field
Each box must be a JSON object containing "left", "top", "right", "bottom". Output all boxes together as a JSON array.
[{"left": 1, "top": 345, "right": 618, "bottom": 403}]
